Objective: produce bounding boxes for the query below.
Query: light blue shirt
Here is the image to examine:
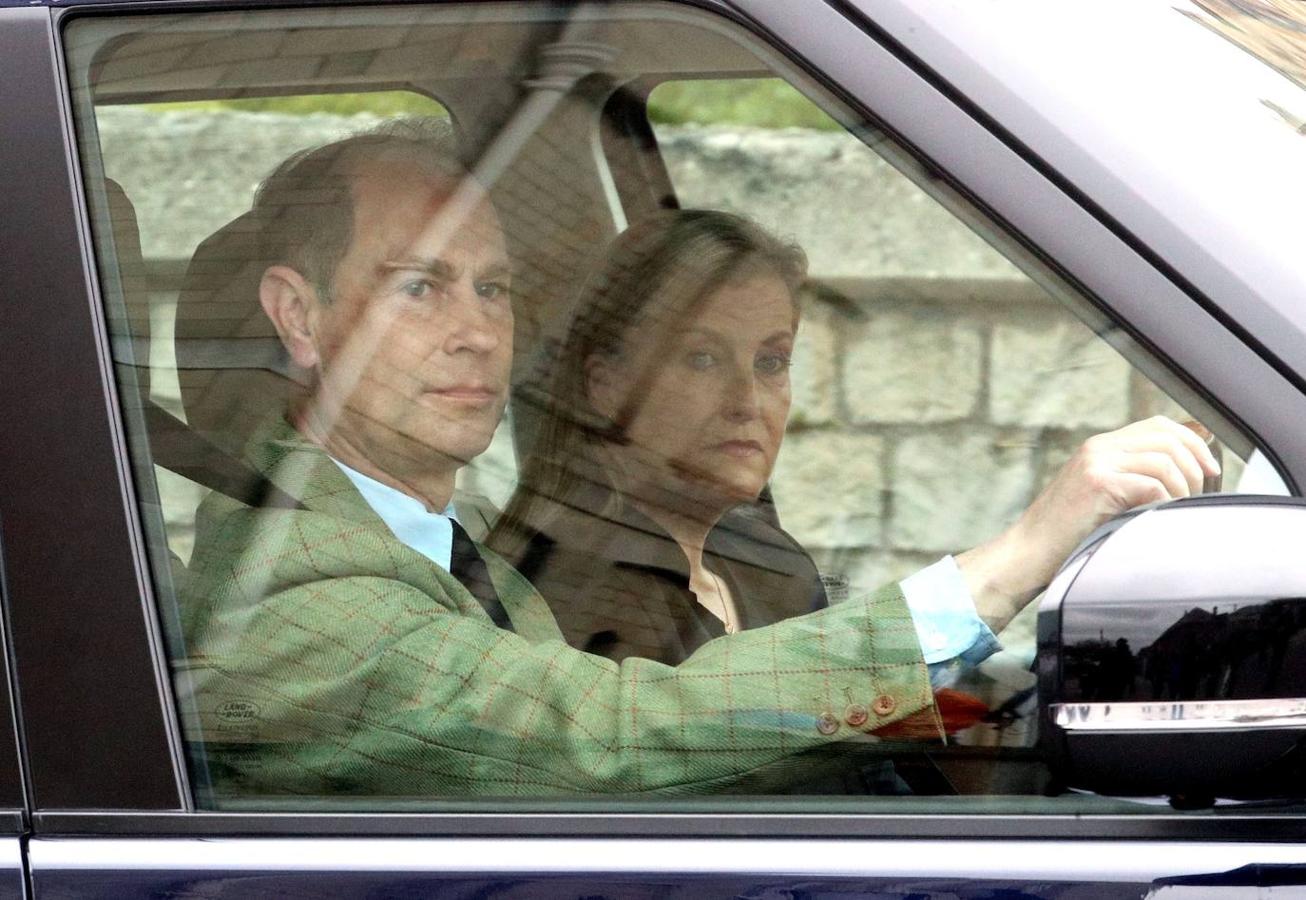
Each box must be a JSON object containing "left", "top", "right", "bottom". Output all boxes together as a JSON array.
[
  {"left": 331, "top": 459, "right": 459, "bottom": 571},
  {"left": 900, "top": 556, "right": 1002, "bottom": 686}
]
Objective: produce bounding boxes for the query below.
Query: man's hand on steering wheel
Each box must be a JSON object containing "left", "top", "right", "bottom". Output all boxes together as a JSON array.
[{"left": 956, "top": 415, "right": 1221, "bottom": 633}]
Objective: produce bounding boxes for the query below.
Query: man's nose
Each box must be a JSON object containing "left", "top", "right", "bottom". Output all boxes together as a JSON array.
[{"left": 441, "top": 283, "right": 502, "bottom": 355}]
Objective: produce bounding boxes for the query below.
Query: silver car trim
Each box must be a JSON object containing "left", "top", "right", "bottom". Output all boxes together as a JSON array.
[
  {"left": 26, "top": 837, "right": 1306, "bottom": 880},
  {"left": 1053, "top": 698, "right": 1306, "bottom": 732}
]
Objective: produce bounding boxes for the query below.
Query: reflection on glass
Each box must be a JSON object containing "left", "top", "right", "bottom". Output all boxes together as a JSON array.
[{"left": 1064, "top": 598, "right": 1306, "bottom": 702}]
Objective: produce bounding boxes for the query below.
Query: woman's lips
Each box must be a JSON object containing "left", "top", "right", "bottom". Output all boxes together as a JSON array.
[{"left": 713, "top": 439, "right": 765, "bottom": 458}]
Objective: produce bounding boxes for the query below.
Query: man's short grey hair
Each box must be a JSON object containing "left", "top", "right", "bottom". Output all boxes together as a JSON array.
[{"left": 253, "top": 117, "right": 468, "bottom": 302}]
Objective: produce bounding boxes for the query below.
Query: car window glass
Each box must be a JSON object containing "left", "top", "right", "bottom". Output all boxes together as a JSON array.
[{"left": 65, "top": 0, "right": 1287, "bottom": 812}]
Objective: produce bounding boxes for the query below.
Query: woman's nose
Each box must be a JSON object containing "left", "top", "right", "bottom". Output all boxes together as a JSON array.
[{"left": 722, "top": 369, "right": 761, "bottom": 421}]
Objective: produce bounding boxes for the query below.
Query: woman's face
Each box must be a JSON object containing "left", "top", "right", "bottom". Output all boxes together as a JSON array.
[{"left": 588, "top": 271, "right": 796, "bottom": 514}]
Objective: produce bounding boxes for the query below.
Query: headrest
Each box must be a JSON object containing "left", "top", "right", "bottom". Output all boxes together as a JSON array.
[{"left": 174, "top": 211, "right": 305, "bottom": 455}]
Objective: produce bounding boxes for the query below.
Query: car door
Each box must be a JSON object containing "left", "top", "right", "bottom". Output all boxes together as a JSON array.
[
  {"left": 0, "top": 419, "right": 31, "bottom": 900},
  {"left": 1, "top": 0, "right": 1305, "bottom": 896}
]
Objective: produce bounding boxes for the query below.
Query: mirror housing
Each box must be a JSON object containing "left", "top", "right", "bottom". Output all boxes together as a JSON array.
[{"left": 1038, "top": 496, "right": 1306, "bottom": 802}]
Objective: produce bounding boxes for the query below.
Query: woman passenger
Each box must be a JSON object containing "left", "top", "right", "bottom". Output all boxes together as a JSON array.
[{"left": 488, "top": 210, "right": 816, "bottom": 664}]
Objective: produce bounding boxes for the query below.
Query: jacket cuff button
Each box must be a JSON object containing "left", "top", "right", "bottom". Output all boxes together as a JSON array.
[
  {"left": 844, "top": 704, "right": 869, "bottom": 727},
  {"left": 816, "top": 712, "right": 840, "bottom": 735},
  {"left": 872, "top": 694, "right": 897, "bottom": 716}
]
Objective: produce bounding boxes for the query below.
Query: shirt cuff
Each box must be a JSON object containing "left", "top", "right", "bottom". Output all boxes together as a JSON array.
[{"left": 900, "top": 555, "right": 1001, "bottom": 667}]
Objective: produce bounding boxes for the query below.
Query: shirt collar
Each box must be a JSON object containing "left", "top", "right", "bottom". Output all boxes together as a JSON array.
[{"left": 330, "top": 458, "right": 459, "bottom": 570}]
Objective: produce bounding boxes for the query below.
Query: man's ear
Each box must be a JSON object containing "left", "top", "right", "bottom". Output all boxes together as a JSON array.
[
  {"left": 584, "top": 353, "right": 622, "bottom": 421},
  {"left": 259, "top": 265, "right": 322, "bottom": 370}
]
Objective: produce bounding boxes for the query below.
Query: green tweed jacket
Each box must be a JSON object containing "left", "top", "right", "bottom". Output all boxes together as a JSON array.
[{"left": 178, "top": 423, "right": 937, "bottom": 799}]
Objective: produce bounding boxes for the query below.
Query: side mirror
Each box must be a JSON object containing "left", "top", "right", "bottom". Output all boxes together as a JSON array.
[{"left": 1038, "top": 496, "right": 1306, "bottom": 804}]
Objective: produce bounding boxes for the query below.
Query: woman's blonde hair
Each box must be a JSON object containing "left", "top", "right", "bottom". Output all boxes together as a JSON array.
[{"left": 488, "top": 209, "right": 806, "bottom": 553}]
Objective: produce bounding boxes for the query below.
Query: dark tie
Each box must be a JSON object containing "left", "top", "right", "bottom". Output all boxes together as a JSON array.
[{"left": 449, "top": 520, "right": 514, "bottom": 633}]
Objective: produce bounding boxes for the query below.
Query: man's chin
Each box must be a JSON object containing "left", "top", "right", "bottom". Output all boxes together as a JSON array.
[
  {"left": 431, "top": 435, "right": 498, "bottom": 469},
  {"left": 390, "top": 418, "right": 500, "bottom": 467}
]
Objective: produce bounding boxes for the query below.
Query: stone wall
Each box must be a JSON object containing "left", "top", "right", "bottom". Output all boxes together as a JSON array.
[{"left": 95, "top": 109, "right": 1207, "bottom": 594}]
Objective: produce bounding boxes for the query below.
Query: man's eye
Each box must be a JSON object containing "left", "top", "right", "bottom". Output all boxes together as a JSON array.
[
  {"left": 686, "top": 350, "right": 717, "bottom": 371},
  {"left": 399, "top": 279, "right": 435, "bottom": 299},
  {"left": 475, "top": 281, "right": 509, "bottom": 300},
  {"left": 755, "top": 352, "right": 791, "bottom": 376}
]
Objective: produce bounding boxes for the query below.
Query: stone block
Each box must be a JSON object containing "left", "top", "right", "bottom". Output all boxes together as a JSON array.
[
  {"left": 843, "top": 312, "right": 983, "bottom": 424},
  {"left": 771, "top": 431, "right": 886, "bottom": 549},
  {"left": 844, "top": 549, "right": 940, "bottom": 598},
  {"left": 788, "top": 302, "right": 838, "bottom": 426},
  {"left": 990, "top": 318, "right": 1131, "bottom": 429},
  {"left": 800, "top": 547, "right": 939, "bottom": 605},
  {"left": 889, "top": 430, "right": 1035, "bottom": 553}
]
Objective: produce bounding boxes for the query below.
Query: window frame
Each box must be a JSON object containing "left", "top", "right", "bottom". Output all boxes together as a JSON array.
[
  {"left": 0, "top": 3, "right": 187, "bottom": 815},
  {"left": 1, "top": 0, "right": 1300, "bottom": 842}
]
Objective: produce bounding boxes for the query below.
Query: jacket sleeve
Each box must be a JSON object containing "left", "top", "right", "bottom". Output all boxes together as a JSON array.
[{"left": 182, "top": 505, "right": 937, "bottom": 798}]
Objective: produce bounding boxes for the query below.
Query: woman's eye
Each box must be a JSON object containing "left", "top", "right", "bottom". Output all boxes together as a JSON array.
[
  {"left": 686, "top": 350, "right": 717, "bottom": 371},
  {"left": 755, "top": 352, "right": 791, "bottom": 376}
]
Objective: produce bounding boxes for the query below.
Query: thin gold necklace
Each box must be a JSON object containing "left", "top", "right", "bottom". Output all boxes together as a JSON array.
[{"left": 706, "top": 569, "right": 738, "bottom": 634}]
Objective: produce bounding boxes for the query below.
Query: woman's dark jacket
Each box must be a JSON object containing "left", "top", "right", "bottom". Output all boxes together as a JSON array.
[{"left": 495, "top": 481, "right": 829, "bottom": 665}]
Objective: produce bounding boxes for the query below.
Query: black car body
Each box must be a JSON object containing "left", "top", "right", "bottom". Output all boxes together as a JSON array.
[{"left": 2, "top": 0, "right": 1306, "bottom": 895}]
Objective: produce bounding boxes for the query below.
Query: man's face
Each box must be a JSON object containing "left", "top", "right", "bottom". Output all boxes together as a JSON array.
[{"left": 304, "top": 161, "right": 513, "bottom": 494}]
